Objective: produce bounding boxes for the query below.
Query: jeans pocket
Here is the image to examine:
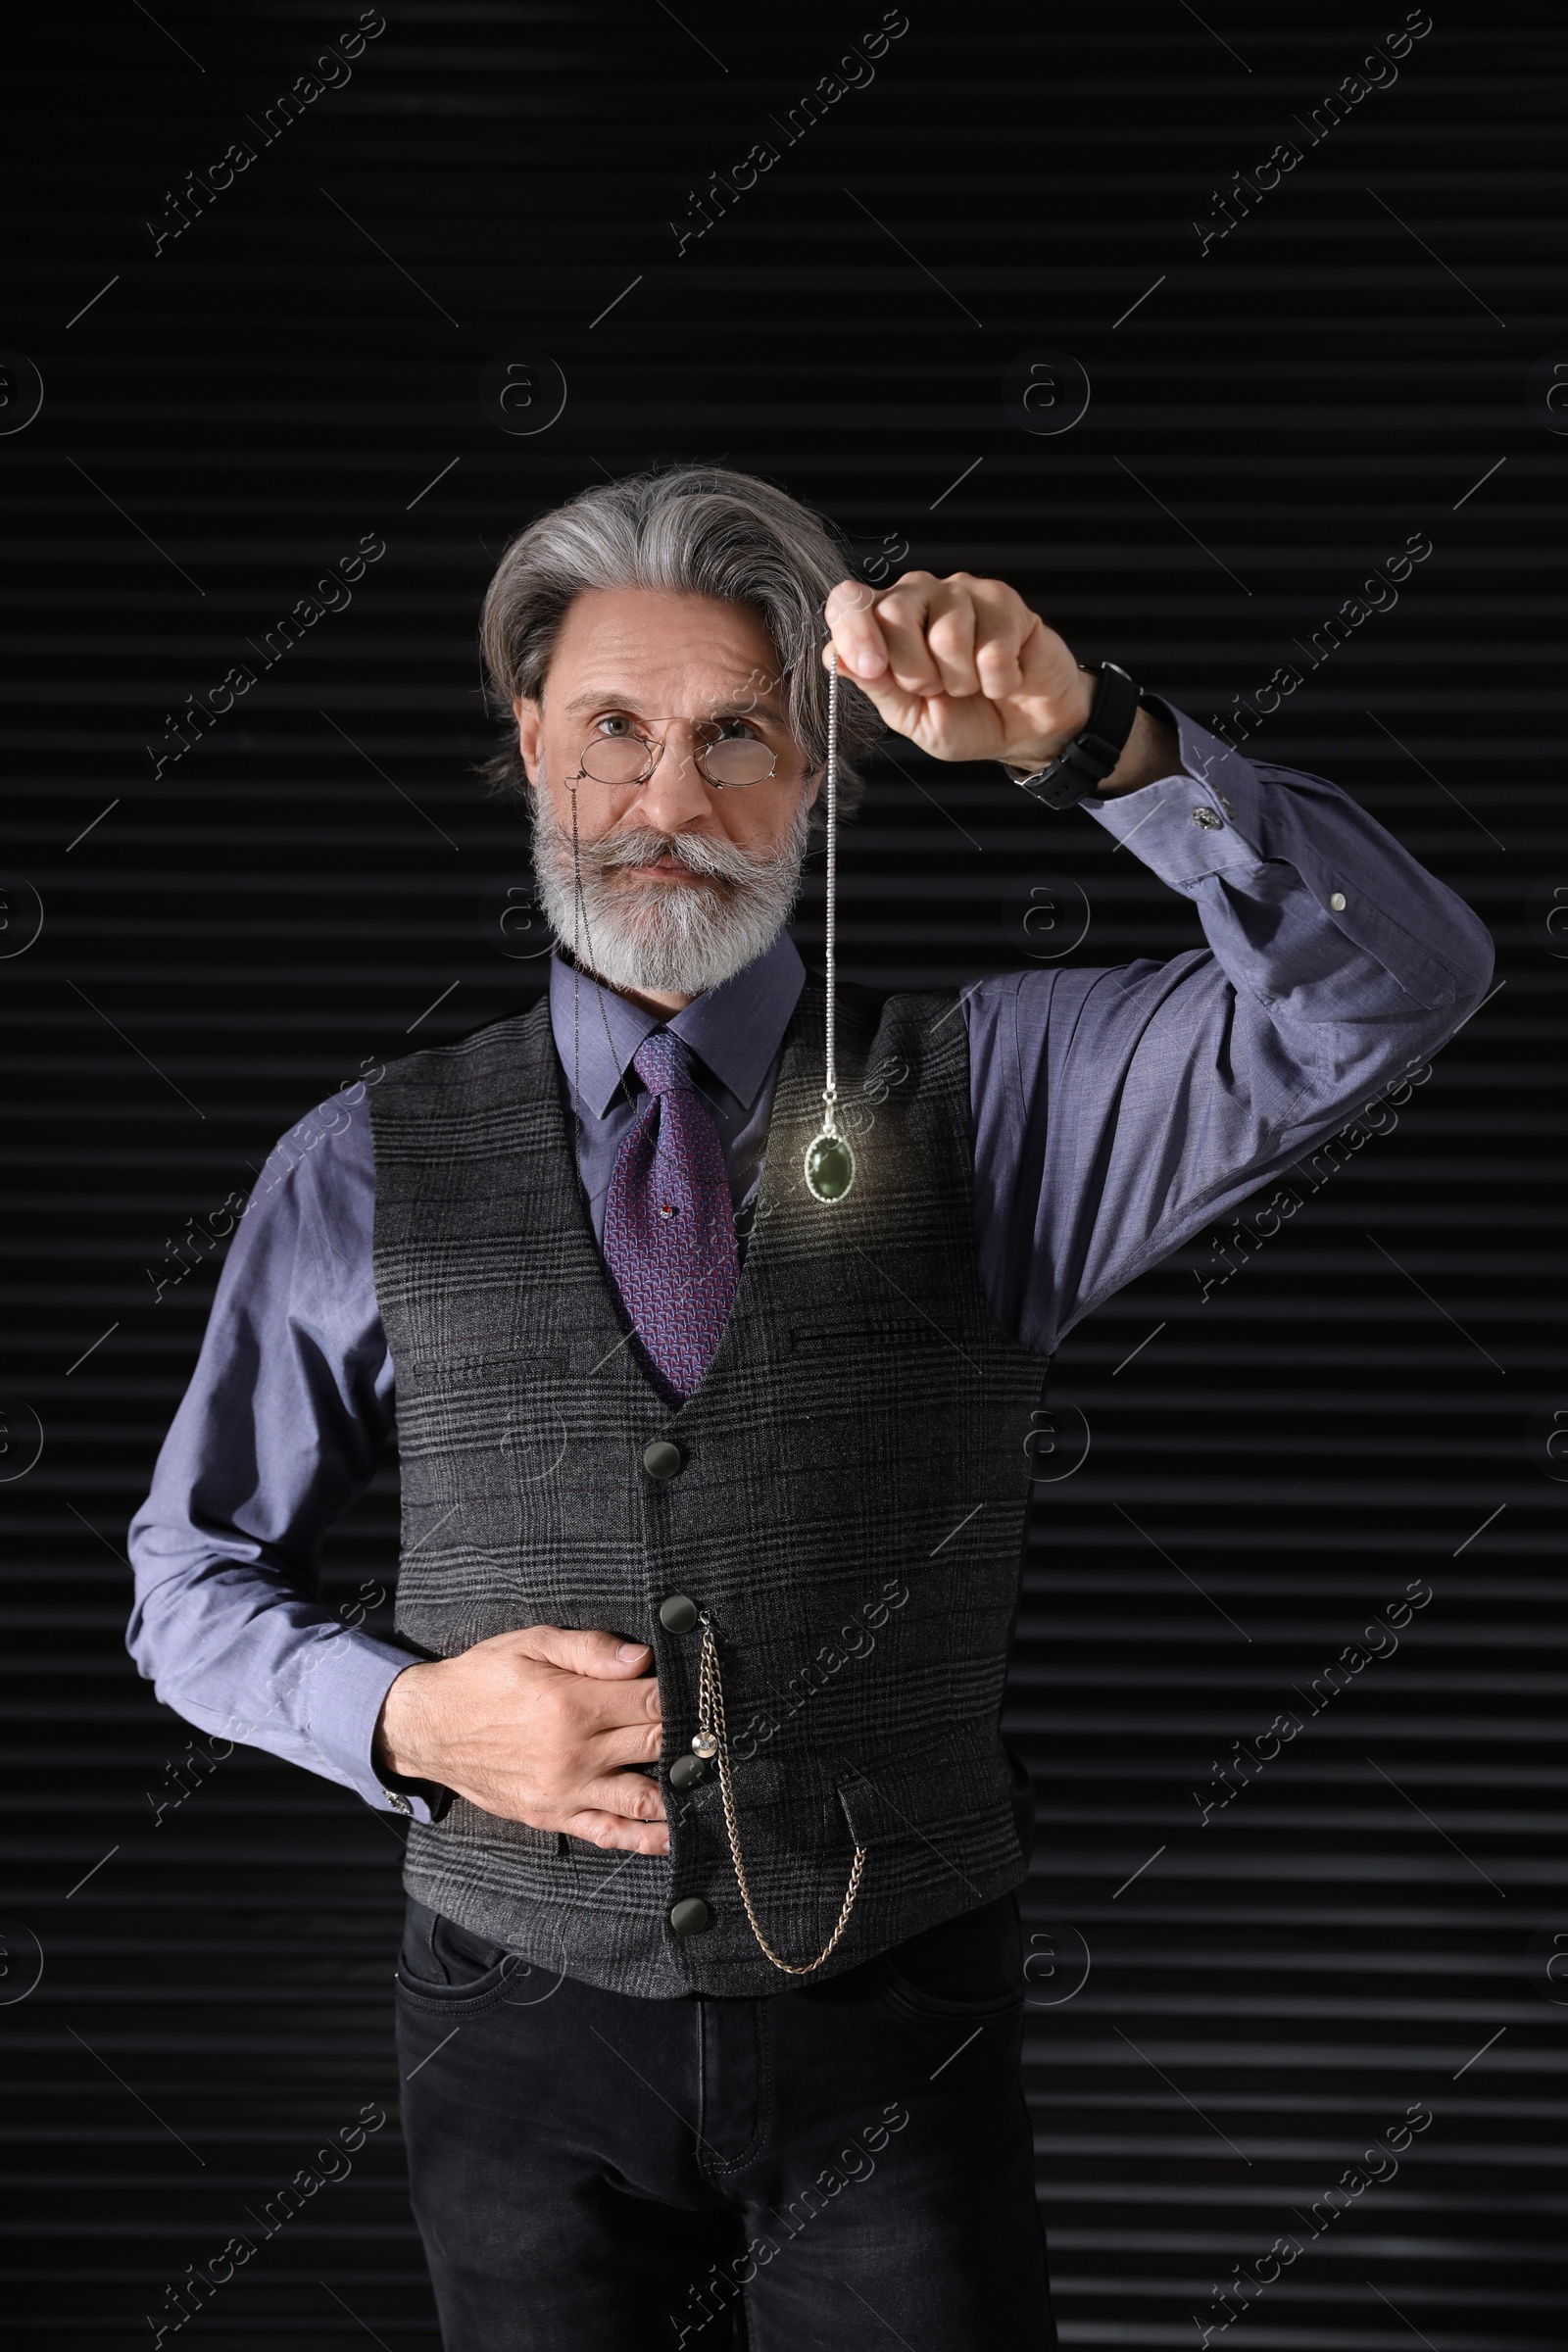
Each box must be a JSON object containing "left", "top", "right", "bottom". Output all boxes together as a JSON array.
[
  {"left": 873, "top": 1891, "right": 1027, "bottom": 2022},
  {"left": 874, "top": 1962, "right": 1025, "bottom": 2024},
  {"left": 395, "top": 1900, "right": 518, "bottom": 2011}
]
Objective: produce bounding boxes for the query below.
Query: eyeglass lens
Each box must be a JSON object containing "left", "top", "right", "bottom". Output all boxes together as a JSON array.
[{"left": 576, "top": 731, "right": 777, "bottom": 788}]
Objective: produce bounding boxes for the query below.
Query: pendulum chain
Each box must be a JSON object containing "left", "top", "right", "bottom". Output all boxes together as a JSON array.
[
  {"left": 803, "top": 658, "right": 858, "bottom": 1202},
  {"left": 823, "top": 656, "right": 840, "bottom": 1124},
  {"left": 694, "top": 1614, "right": 866, "bottom": 1977}
]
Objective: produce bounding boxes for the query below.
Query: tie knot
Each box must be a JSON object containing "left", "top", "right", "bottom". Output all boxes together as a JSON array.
[{"left": 632, "top": 1029, "right": 695, "bottom": 1100}]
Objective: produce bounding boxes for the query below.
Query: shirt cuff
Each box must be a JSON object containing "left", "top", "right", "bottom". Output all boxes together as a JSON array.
[
  {"left": 1077, "top": 697, "right": 1273, "bottom": 891},
  {"left": 306, "top": 1632, "right": 455, "bottom": 1826}
]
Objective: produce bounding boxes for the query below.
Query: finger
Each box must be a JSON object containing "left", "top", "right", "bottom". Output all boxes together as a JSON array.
[
  {"left": 558, "top": 1674, "right": 664, "bottom": 1743},
  {"left": 513, "top": 1624, "right": 655, "bottom": 1680},
  {"left": 923, "top": 577, "right": 981, "bottom": 698},
  {"left": 824, "top": 577, "right": 890, "bottom": 681},
  {"left": 568, "top": 1810, "right": 671, "bottom": 1856},
  {"left": 579, "top": 1769, "right": 666, "bottom": 1823},
  {"left": 573, "top": 1772, "right": 668, "bottom": 1838},
  {"left": 589, "top": 1719, "right": 666, "bottom": 1770},
  {"left": 869, "top": 578, "right": 943, "bottom": 694},
  {"left": 821, "top": 656, "right": 932, "bottom": 745},
  {"left": 968, "top": 578, "right": 1033, "bottom": 702}
]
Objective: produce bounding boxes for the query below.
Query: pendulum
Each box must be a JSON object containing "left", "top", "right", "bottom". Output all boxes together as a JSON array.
[{"left": 804, "top": 656, "right": 857, "bottom": 1203}]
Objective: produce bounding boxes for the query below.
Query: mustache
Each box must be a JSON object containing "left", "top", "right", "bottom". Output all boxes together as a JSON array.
[
  {"left": 530, "top": 790, "right": 812, "bottom": 997},
  {"left": 575, "top": 823, "right": 775, "bottom": 884}
]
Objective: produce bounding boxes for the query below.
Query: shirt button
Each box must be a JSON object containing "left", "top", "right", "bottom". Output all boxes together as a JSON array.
[
  {"left": 642, "top": 1440, "right": 685, "bottom": 1482},
  {"left": 1191, "top": 805, "right": 1224, "bottom": 830},
  {"left": 668, "top": 1752, "right": 709, "bottom": 1790},
  {"left": 668, "top": 1896, "right": 712, "bottom": 1936},
  {"left": 1330, "top": 891, "right": 1347, "bottom": 910},
  {"left": 659, "top": 1593, "right": 700, "bottom": 1634}
]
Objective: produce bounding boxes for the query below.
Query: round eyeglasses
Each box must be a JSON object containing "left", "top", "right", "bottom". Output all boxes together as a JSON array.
[{"left": 571, "top": 721, "right": 780, "bottom": 792}]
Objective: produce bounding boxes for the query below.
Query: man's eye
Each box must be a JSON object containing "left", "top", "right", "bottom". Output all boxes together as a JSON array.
[{"left": 597, "top": 715, "right": 634, "bottom": 737}]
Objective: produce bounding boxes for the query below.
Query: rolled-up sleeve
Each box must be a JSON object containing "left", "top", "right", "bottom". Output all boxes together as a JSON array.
[
  {"left": 125, "top": 1092, "right": 437, "bottom": 1820},
  {"left": 967, "top": 703, "right": 1495, "bottom": 1353}
]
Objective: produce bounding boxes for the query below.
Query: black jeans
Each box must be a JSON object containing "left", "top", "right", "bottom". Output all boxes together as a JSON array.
[{"left": 395, "top": 1891, "right": 1056, "bottom": 2351}]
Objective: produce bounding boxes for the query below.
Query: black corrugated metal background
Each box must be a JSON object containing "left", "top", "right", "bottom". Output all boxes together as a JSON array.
[{"left": 2, "top": 3, "right": 1564, "bottom": 2343}]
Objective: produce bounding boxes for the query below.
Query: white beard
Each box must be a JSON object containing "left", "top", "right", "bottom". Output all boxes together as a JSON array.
[{"left": 531, "top": 789, "right": 812, "bottom": 998}]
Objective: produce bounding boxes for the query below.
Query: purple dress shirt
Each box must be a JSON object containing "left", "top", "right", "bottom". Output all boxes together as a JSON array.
[{"left": 126, "top": 704, "right": 1494, "bottom": 1821}]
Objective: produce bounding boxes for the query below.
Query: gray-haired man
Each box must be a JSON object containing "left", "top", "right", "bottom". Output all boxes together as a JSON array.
[{"left": 129, "top": 466, "right": 1492, "bottom": 2349}]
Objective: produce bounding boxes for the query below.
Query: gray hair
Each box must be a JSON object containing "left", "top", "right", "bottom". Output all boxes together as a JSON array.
[{"left": 477, "top": 465, "right": 882, "bottom": 820}]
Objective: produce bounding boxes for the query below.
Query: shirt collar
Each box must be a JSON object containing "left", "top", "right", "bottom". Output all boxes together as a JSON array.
[{"left": 547, "top": 927, "right": 806, "bottom": 1119}]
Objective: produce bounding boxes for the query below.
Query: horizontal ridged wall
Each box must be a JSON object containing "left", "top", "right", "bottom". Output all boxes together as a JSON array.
[{"left": 0, "top": 4, "right": 1562, "bottom": 2343}]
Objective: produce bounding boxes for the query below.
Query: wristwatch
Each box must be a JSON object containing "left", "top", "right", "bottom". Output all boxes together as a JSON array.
[{"left": 1003, "top": 662, "right": 1145, "bottom": 810}]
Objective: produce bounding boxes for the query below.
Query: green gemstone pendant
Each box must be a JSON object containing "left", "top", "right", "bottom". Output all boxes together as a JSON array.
[{"left": 805, "top": 1128, "right": 856, "bottom": 1203}]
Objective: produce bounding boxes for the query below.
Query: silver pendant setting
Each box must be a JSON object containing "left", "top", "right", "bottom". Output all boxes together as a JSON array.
[{"left": 805, "top": 1123, "right": 856, "bottom": 1203}]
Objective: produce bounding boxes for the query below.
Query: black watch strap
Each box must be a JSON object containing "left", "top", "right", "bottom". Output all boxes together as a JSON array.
[
  {"left": 1005, "top": 662, "right": 1143, "bottom": 810},
  {"left": 378, "top": 1767, "right": 457, "bottom": 1822}
]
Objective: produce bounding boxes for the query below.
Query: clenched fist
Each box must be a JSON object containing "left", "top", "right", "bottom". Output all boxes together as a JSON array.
[
  {"left": 374, "top": 1624, "right": 669, "bottom": 1855},
  {"left": 823, "top": 569, "right": 1176, "bottom": 795}
]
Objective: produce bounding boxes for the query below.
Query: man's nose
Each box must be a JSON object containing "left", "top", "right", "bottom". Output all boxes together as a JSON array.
[{"left": 628, "top": 729, "right": 713, "bottom": 831}]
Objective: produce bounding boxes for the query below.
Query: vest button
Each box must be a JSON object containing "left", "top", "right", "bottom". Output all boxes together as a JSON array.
[
  {"left": 668, "top": 1896, "right": 712, "bottom": 1936},
  {"left": 642, "top": 1440, "right": 685, "bottom": 1482},
  {"left": 659, "top": 1593, "right": 700, "bottom": 1635},
  {"left": 668, "top": 1751, "right": 708, "bottom": 1790}
]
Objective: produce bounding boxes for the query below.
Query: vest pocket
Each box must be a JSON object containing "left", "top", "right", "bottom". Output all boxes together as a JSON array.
[
  {"left": 835, "top": 1718, "right": 1017, "bottom": 1851},
  {"left": 786, "top": 1318, "right": 943, "bottom": 1354},
  {"left": 401, "top": 1348, "right": 569, "bottom": 1382},
  {"left": 397, "top": 1348, "right": 572, "bottom": 1494}
]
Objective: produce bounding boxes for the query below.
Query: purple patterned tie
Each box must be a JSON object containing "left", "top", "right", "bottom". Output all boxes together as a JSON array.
[{"left": 602, "top": 1031, "right": 739, "bottom": 1402}]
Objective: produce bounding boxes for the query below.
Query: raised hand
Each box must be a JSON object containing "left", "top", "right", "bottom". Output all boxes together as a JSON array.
[{"left": 823, "top": 569, "right": 1176, "bottom": 794}]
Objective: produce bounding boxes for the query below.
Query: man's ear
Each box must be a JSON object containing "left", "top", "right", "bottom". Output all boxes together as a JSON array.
[
  {"left": 803, "top": 765, "right": 824, "bottom": 815},
  {"left": 514, "top": 695, "right": 542, "bottom": 785}
]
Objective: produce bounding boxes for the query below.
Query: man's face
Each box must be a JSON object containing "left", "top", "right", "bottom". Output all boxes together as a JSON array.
[{"left": 514, "top": 588, "right": 820, "bottom": 1004}]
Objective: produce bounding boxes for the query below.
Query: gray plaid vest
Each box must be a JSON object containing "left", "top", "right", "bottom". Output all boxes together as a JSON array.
[{"left": 369, "top": 978, "right": 1047, "bottom": 1998}]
